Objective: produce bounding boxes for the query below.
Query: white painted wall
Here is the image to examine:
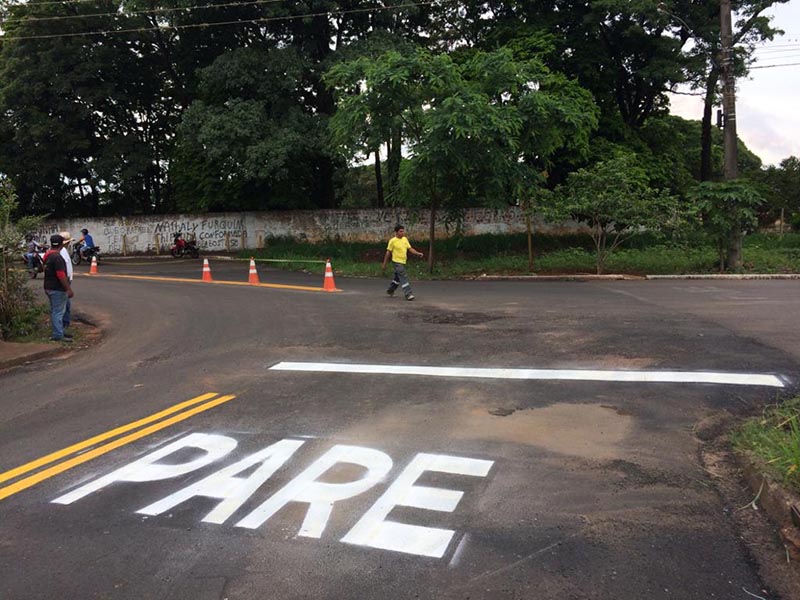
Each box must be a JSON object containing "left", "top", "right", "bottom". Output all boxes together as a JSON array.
[{"left": 34, "top": 208, "right": 587, "bottom": 255}]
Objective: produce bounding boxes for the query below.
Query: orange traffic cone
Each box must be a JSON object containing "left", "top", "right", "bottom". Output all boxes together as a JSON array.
[
  {"left": 89, "top": 256, "right": 98, "bottom": 275},
  {"left": 248, "top": 258, "right": 260, "bottom": 285},
  {"left": 202, "top": 258, "right": 213, "bottom": 282},
  {"left": 323, "top": 258, "right": 339, "bottom": 292}
]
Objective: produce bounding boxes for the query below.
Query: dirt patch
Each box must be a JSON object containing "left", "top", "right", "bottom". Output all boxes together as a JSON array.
[
  {"left": 698, "top": 413, "right": 800, "bottom": 599},
  {"left": 454, "top": 403, "right": 633, "bottom": 460}
]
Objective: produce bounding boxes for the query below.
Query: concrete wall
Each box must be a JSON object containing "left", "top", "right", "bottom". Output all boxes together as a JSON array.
[{"left": 35, "top": 208, "right": 586, "bottom": 255}]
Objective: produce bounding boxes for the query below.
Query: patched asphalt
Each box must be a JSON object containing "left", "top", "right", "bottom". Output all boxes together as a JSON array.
[{"left": 1, "top": 259, "right": 798, "bottom": 599}]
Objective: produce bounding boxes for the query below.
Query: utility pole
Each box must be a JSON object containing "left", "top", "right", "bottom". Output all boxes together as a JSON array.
[
  {"left": 720, "top": 0, "right": 742, "bottom": 268},
  {"left": 720, "top": 0, "right": 738, "bottom": 180}
]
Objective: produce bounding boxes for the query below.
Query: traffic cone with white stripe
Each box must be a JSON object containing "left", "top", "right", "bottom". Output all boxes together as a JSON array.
[
  {"left": 323, "top": 258, "right": 339, "bottom": 292},
  {"left": 89, "top": 256, "right": 98, "bottom": 275},
  {"left": 202, "top": 258, "right": 213, "bottom": 282},
  {"left": 248, "top": 257, "right": 260, "bottom": 285}
]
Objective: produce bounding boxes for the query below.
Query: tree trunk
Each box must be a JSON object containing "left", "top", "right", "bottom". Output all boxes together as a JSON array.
[
  {"left": 428, "top": 197, "right": 438, "bottom": 274},
  {"left": 386, "top": 127, "right": 402, "bottom": 199},
  {"left": 700, "top": 70, "right": 718, "bottom": 182},
  {"left": 373, "top": 149, "right": 384, "bottom": 208}
]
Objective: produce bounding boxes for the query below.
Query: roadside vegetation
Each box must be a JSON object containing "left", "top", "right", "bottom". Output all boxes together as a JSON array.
[
  {"left": 243, "top": 232, "right": 800, "bottom": 279},
  {"left": 733, "top": 397, "right": 800, "bottom": 494},
  {"left": 0, "top": 180, "right": 46, "bottom": 340}
]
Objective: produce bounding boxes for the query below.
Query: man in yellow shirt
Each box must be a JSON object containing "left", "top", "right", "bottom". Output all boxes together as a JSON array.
[{"left": 381, "top": 225, "right": 424, "bottom": 300}]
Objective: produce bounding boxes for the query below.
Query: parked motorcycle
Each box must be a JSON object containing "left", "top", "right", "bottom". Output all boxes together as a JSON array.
[
  {"left": 170, "top": 233, "right": 200, "bottom": 258},
  {"left": 25, "top": 245, "right": 48, "bottom": 279},
  {"left": 71, "top": 241, "right": 101, "bottom": 265}
]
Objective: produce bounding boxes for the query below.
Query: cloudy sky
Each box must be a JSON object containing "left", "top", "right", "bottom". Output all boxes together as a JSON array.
[{"left": 668, "top": 2, "right": 800, "bottom": 166}]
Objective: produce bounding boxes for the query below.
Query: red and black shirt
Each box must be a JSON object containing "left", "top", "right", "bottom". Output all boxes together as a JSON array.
[{"left": 43, "top": 250, "right": 68, "bottom": 291}]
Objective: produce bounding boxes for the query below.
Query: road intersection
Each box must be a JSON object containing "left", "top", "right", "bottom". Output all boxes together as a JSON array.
[{"left": 1, "top": 259, "right": 798, "bottom": 599}]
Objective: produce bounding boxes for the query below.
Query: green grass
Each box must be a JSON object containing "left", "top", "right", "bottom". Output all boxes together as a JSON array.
[
  {"left": 240, "top": 232, "right": 800, "bottom": 278},
  {"left": 732, "top": 397, "right": 800, "bottom": 494}
]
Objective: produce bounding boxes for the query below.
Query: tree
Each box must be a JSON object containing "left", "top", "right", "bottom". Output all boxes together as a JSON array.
[
  {"left": 326, "top": 46, "right": 598, "bottom": 271},
  {"left": 545, "top": 154, "right": 685, "bottom": 274},
  {"left": 656, "top": 0, "right": 789, "bottom": 182},
  {"left": 688, "top": 180, "right": 764, "bottom": 271},
  {"left": 755, "top": 156, "right": 800, "bottom": 232},
  {"left": 172, "top": 48, "right": 335, "bottom": 211}
]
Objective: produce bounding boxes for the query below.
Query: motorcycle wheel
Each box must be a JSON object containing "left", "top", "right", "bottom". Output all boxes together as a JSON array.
[
  {"left": 189, "top": 248, "right": 199, "bottom": 259},
  {"left": 71, "top": 252, "right": 81, "bottom": 265},
  {"left": 171, "top": 247, "right": 182, "bottom": 258}
]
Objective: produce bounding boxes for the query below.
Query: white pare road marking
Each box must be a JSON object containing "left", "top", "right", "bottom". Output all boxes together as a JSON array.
[
  {"left": 52, "top": 434, "right": 494, "bottom": 559},
  {"left": 342, "top": 453, "right": 493, "bottom": 558},
  {"left": 269, "top": 361, "right": 785, "bottom": 388}
]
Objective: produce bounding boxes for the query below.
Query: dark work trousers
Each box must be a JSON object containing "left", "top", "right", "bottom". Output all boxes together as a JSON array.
[{"left": 387, "top": 262, "right": 413, "bottom": 298}]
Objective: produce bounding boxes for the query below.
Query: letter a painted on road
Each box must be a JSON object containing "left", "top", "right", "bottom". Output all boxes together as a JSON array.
[
  {"left": 52, "top": 433, "right": 238, "bottom": 505},
  {"left": 137, "top": 439, "right": 305, "bottom": 524},
  {"left": 236, "top": 444, "right": 393, "bottom": 538},
  {"left": 342, "top": 453, "right": 493, "bottom": 558}
]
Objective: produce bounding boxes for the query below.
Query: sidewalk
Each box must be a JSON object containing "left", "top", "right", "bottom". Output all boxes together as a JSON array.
[{"left": 0, "top": 340, "right": 63, "bottom": 371}]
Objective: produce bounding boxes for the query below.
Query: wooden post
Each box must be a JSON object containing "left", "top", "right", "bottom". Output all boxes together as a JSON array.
[
  {"left": 225, "top": 231, "right": 231, "bottom": 253},
  {"left": 241, "top": 230, "right": 247, "bottom": 251},
  {"left": 122, "top": 234, "right": 128, "bottom": 256},
  {"left": 154, "top": 233, "right": 160, "bottom": 255}
]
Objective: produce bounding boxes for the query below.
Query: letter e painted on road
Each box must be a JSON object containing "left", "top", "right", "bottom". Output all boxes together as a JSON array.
[
  {"left": 341, "top": 453, "right": 493, "bottom": 558},
  {"left": 51, "top": 433, "right": 237, "bottom": 505},
  {"left": 137, "top": 439, "right": 304, "bottom": 524},
  {"left": 236, "top": 444, "right": 392, "bottom": 538}
]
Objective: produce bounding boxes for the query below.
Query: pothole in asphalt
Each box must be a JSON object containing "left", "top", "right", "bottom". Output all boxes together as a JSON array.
[{"left": 456, "top": 403, "right": 634, "bottom": 460}]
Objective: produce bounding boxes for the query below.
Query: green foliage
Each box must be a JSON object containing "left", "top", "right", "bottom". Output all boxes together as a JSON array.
[
  {"left": 733, "top": 397, "right": 800, "bottom": 494},
  {"left": 0, "top": 179, "right": 46, "bottom": 340},
  {"left": 688, "top": 180, "right": 765, "bottom": 269},
  {"left": 327, "top": 45, "right": 598, "bottom": 269},
  {"left": 545, "top": 153, "right": 686, "bottom": 274},
  {"left": 754, "top": 156, "right": 800, "bottom": 226}
]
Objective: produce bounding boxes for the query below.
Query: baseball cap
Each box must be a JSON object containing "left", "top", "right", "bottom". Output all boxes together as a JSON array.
[{"left": 50, "top": 234, "right": 64, "bottom": 246}]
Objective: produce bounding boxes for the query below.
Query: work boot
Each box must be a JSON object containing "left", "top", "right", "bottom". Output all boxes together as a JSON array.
[{"left": 406, "top": 294, "right": 415, "bottom": 301}]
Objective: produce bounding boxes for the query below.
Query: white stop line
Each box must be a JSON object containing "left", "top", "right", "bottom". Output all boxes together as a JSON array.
[{"left": 269, "top": 361, "right": 786, "bottom": 388}]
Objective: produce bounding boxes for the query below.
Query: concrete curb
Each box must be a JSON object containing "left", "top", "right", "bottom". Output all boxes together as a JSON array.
[
  {"left": 646, "top": 274, "right": 800, "bottom": 280},
  {"left": 738, "top": 451, "right": 800, "bottom": 557},
  {"left": 477, "top": 274, "right": 642, "bottom": 281},
  {"left": 0, "top": 345, "right": 67, "bottom": 371}
]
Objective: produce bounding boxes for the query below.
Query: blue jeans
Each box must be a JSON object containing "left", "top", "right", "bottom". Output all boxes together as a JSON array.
[
  {"left": 64, "top": 296, "right": 71, "bottom": 329},
  {"left": 46, "top": 290, "right": 68, "bottom": 340}
]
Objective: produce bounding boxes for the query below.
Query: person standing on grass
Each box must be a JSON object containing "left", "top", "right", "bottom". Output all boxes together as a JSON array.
[
  {"left": 382, "top": 225, "right": 424, "bottom": 301},
  {"left": 43, "top": 234, "right": 74, "bottom": 342}
]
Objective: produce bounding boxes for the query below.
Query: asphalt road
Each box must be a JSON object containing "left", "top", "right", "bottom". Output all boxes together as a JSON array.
[{"left": 1, "top": 258, "right": 798, "bottom": 600}]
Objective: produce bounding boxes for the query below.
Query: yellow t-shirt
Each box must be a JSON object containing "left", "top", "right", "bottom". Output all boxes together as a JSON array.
[{"left": 387, "top": 236, "right": 411, "bottom": 264}]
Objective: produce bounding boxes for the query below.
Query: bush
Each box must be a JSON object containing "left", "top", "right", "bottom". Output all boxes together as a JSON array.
[{"left": 0, "top": 179, "right": 46, "bottom": 340}]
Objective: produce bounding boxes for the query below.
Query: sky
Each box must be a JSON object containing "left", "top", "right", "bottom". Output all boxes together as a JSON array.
[{"left": 668, "top": 1, "right": 800, "bottom": 166}]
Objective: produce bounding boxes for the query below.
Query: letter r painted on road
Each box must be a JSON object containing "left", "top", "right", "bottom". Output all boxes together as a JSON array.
[
  {"left": 236, "top": 445, "right": 393, "bottom": 538},
  {"left": 137, "top": 439, "right": 304, "bottom": 524},
  {"left": 51, "top": 433, "right": 238, "bottom": 505},
  {"left": 341, "top": 453, "right": 494, "bottom": 558}
]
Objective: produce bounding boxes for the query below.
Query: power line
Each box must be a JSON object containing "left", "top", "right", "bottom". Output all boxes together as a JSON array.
[
  {"left": 0, "top": 0, "right": 444, "bottom": 40},
  {"left": 749, "top": 61, "right": 800, "bottom": 69},
  {"left": 0, "top": 0, "right": 289, "bottom": 25}
]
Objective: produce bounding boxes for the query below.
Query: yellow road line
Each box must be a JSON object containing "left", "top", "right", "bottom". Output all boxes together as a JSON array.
[
  {"left": 0, "top": 393, "right": 219, "bottom": 485},
  {"left": 0, "top": 394, "right": 236, "bottom": 502},
  {"left": 80, "top": 272, "right": 334, "bottom": 292}
]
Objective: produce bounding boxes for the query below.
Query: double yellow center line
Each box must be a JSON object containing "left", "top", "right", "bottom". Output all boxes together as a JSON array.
[{"left": 0, "top": 392, "right": 236, "bottom": 502}]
